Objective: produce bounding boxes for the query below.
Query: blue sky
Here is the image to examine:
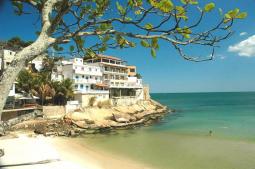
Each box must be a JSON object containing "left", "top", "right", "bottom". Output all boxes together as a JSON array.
[{"left": 1, "top": 0, "right": 255, "bottom": 93}]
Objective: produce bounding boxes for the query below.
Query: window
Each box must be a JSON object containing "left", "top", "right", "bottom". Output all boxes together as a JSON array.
[
  {"left": 82, "top": 75, "right": 85, "bottom": 78},
  {"left": 130, "top": 69, "right": 135, "bottom": 72},
  {"left": 81, "top": 67, "right": 84, "bottom": 71},
  {"left": 86, "top": 76, "right": 88, "bottom": 80},
  {"left": 95, "top": 77, "right": 98, "bottom": 80},
  {"left": 80, "top": 84, "right": 84, "bottom": 89},
  {"left": 75, "top": 85, "right": 78, "bottom": 89},
  {"left": 86, "top": 86, "right": 89, "bottom": 90},
  {"left": 89, "top": 68, "right": 92, "bottom": 71},
  {"left": 75, "top": 75, "right": 79, "bottom": 79},
  {"left": 90, "top": 76, "right": 92, "bottom": 79}
]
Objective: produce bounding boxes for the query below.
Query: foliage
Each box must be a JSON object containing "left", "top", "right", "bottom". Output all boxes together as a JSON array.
[
  {"left": 136, "top": 73, "right": 142, "bottom": 79},
  {"left": 88, "top": 97, "right": 96, "bottom": 107},
  {"left": 0, "top": 37, "right": 33, "bottom": 51},
  {"left": 16, "top": 60, "right": 74, "bottom": 105},
  {"left": 97, "top": 100, "right": 111, "bottom": 108},
  {"left": 9, "top": 0, "right": 247, "bottom": 61}
]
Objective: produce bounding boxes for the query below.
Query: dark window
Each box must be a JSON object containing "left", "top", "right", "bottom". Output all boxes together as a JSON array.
[{"left": 130, "top": 69, "right": 135, "bottom": 72}]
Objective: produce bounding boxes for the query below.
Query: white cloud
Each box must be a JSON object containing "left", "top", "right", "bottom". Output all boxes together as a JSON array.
[
  {"left": 228, "top": 35, "right": 255, "bottom": 57},
  {"left": 240, "top": 32, "right": 247, "bottom": 36}
]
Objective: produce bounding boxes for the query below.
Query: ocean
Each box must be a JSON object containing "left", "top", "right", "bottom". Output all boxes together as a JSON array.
[{"left": 83, "top": 92, "right": 255, "bottom": 169}]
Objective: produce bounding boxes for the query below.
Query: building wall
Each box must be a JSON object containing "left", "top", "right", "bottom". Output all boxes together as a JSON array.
[
  {"left": 74, "top": 93, "right": 109, "bottom": 107},
  {"left": 127, "top": 65, "right": 137, "bottom": 77},
  {"left": 143, "top": 85, "right": 150, "bottom": 100},
  {"left": 43, "top": 106, "right": 66, "bottom": 119},
  {"left": 110, "top": 97, "right": 141, "bottom": 106}
]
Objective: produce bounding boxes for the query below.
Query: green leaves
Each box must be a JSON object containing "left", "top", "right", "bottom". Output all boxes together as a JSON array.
[
  {"left": 12, "top": 1, "right": 23, "bottom": 15},
  {"left": 145, "top": 23, "right": 153, "bottom": 30},
  {"left": 141, "top": 38, "right": 159, "bottom": 58},
  {"left": 151, "top": 38, "right": 159, "bottom": 49},
  {"left": 176, "top": 6, "right": 188, "bottom": 20},
  {"left": 176, "top": 27, "right": 192, "bottom": 39},
  {"left": 180, "top": 0, "right": 198, "bottom": 5},
  {"left": 151, "top": 48, "right": 156, "bottom": 58},
  {"left": 148, "top": 0, "right": 174, "bottom": 13},
  {"left": 224, "top": 8, "right": 247, "bottom": 23},
  {"left": 236, "top": 12, "right": 247, "bottom": 19},
  {"left": 69, "top": 45, "right": 75, "bottom": 52},
  {"left": 74, "top": 36, "right": 85, "bottom": 49},
  {"left": 157, "top": 0, "right": 174, "bottom": 13},
  {"left": 116, "top": 2, "right": 125, "bottom": 15},
  {"left": 204, "top": 3, "right": 215, "bottom": 12},
  {"left": 53, "top": 44, "right": 63, "bottom": 51},
  {"left": 140, "top": 40, "right": 150, "bottom": 48}
]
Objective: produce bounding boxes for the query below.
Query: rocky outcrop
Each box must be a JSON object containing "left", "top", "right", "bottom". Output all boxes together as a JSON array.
[
  {"left": 9, "top": 99, "right": 169, "bottom": 136},
  {"left": 64, "top": 99, "right": 169, "bottom": 132}
]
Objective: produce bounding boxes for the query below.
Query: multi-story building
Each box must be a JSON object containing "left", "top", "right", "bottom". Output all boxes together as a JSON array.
[
  {"left": 85, "top": 55, "right": 144, "bottom": 105},
  {"left": 53, "top": 55, "right": 145, "bottom": 106},
  {"left": 52, "top": 57, "right": 109, "bottom": 107}
]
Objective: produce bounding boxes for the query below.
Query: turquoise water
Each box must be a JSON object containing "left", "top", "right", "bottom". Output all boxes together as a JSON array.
[
  {"left": 152, "top": 92, "right": 255, "bottom": 141},
  {"left": 84, "top": 92, "right": 255, "bottom": 169}
]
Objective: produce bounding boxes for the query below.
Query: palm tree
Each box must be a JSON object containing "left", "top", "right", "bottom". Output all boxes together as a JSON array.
[{"left": 52, "top": 78, "right": 74, "bottom": 105}]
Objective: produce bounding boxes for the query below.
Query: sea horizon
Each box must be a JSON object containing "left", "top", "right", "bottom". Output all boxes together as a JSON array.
[{"left": 151, "top": 90, "right": 255, "bottom": 94}]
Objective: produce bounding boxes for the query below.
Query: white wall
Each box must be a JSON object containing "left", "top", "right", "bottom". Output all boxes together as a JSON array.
[{"left": 74, "top": 93, "right": 109, "bottom": 107}]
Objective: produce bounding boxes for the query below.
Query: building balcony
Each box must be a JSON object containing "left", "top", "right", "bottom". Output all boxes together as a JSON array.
[
  {"left": 103, "top": 70, "right": 128, "bottom": 75},
  {"left": 104, "top": 80, "right": 143, "bottom": 89},
  {"left": 74, "top": 89, "right": 109, "bottom": 94},
  {"left": 73, "top": 79, "right": 102, "bottom": 84},
  {"left": 74, "top": 69, "right": 102, "bottom": 76}
]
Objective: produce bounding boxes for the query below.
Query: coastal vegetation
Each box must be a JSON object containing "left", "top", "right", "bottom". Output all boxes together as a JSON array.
[
  {"left": 0, "top": 0, "right": 247, "bottom": 120},
  {"left": 16, "top": 64, "right": 74, "bottom": 105}
]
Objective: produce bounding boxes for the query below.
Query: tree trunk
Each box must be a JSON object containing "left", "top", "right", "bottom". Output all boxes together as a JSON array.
[{"left": 0, "top": 35, "right": 54, "bottom": 121}]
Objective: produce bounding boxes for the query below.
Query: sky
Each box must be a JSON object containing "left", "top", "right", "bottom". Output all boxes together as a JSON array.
[{"left": 1, "top": 0, "right": 255, "bottom": 93}]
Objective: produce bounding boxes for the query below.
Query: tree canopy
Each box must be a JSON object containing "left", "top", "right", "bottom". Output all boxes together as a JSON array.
[{"left": 9, "top": 0, "right": 247, "bottom": 61}]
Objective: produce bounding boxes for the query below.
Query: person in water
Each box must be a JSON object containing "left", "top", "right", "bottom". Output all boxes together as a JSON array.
[{"left": 209, "top": 130, "right": 213, "bottom": 136}]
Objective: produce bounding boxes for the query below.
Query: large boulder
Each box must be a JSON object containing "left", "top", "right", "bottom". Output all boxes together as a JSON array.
[{"left": 112, "top": 113, "right": 130, "bottom": 123}]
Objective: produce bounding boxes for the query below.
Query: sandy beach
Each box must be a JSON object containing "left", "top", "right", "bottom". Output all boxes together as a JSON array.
[{"left": 0, "top": 134, "right": 152, "bottom": 169}]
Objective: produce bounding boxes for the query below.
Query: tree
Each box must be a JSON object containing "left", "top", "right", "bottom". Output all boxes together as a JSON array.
[
  {"left": 0, "top": 0, "right": 247, "bottom": 120},
  {"left": 52, "top": 79, "right": 74, "bottom": 105}
]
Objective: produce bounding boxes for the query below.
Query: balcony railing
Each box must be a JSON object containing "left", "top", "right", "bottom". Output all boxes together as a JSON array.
[
  {"left": 104, "top": 80, "right": 143, "bottom": 88},
  {"left": 73, "top": 79, "right": 101, "bottom": 84},
  {"left": 74, "top": 69, "right": 102, "bottom": 76},
  {"left": 74, "top": 89, "right": 109, "bottom": 94}
]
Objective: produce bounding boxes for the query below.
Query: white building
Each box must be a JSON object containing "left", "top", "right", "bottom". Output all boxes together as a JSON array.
[
  {"left": 0, "top": 49, "right": 44, "bottom": 72},
  {"left": 52, "top": 55, "right": 145, "bottom": 107},
  {"left": 52, "top": 58, "right": 109, "bottom": 107},
  {"left": 85, "top": 55, "right": 143, "bottom": 99}
]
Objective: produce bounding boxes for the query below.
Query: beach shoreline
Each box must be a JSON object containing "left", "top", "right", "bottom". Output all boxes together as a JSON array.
[{"left": 0, "top": 135, "right": 153, "bottom": 169}]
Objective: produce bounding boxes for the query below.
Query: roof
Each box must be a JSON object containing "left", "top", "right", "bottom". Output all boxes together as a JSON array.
[
  {"left": 87, "top": 54, "right": 123, "bottom": 61},
  {"left": 95, "top": 83, "right": 109, "bottom": 88}
]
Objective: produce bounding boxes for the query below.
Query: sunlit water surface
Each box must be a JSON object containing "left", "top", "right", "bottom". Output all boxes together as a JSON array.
[{"left": 82, "top": 92, "right": 255, "bottom": 169}]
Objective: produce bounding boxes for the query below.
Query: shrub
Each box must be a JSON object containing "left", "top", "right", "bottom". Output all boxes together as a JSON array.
[
  {"left": 88, "top": 97, "right": 96, "bottom": 107},
  {"left": 97, "top": 100, "right": 111, "bottom": 108}
]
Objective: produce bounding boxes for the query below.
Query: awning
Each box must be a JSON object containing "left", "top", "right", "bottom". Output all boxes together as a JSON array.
[{"left": 95, "top": 83, "right": 109, "bottom": 88}]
